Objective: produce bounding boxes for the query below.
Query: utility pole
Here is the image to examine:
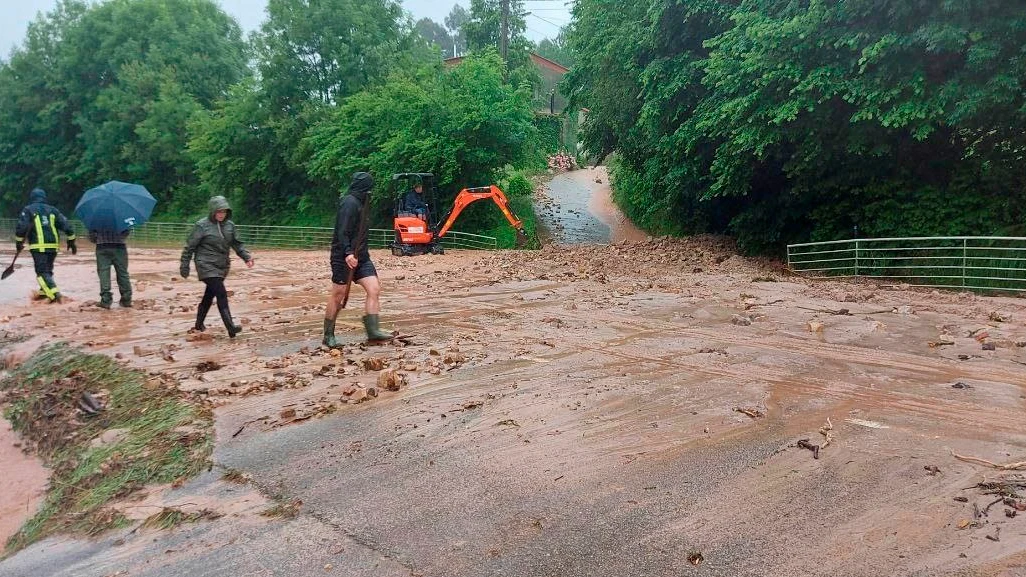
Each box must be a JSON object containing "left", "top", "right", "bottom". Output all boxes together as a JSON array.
[{"left": 499, "top": 0, "right": 510, "bottom": 63}]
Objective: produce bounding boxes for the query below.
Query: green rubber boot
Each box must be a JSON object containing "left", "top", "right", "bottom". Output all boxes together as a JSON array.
[
  {"left": 322, "top": 318, "right": 343, "bottom": 349},
  {"left": 363, "top": 314, "right": 392, "bottom": 341}
]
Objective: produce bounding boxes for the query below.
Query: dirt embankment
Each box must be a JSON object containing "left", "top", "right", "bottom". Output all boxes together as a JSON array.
[{"left": 0, "top": 238, "right": 1024, "bottom": 576}]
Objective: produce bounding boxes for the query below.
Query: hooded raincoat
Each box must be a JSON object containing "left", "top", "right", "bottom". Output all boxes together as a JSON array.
[{"left": 180, "top": 196, "right": 252, "bottom": 280}]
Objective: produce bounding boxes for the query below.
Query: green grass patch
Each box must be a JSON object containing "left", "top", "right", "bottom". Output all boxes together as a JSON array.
[{"left": 1, "top": 344, "right": 212, "bottom": 554}]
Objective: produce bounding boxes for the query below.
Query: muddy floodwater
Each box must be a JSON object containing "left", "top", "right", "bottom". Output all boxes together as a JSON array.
[
  {"left": 536, "top": 167, "right": 647, "bottom": 244},
  {"left": 1, "top": 222, "right": 1025, "bottom": 576},
  {"left": 0, "top": 418, "right": 48, "bottom": 545}
]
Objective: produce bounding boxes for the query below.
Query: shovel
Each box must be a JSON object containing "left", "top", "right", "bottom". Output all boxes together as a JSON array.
[{"left": 1, "top": 247, "right": 21, "bottom": 280}]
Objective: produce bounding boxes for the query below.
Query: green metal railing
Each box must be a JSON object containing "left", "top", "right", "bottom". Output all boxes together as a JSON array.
[
  {"left": 787, "top": 236, "right": 1026, "bottom": 293},
  {"left": 0, "top": 218, "right": 497, "bottom": 251}
]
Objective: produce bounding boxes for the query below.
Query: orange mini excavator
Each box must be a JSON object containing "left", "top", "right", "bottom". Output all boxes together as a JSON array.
[{"left": 390, "top": 172, "right": 526, "bottom": 256}]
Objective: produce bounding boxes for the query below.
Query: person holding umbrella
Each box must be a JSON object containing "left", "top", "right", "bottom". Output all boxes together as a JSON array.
[
  {"left": 180, "top": 196, "right": 253, "bottom": 338},
  {"left": 14, "top": 187, "right": 77, "bottom": 303},
  {"left": 88, "top": 227, "right": 132, "bottom": 309},
  {"left": 75, "top": 181, "right": 157, "bottom": 309}
]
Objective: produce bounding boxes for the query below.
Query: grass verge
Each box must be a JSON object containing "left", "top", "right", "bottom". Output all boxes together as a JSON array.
[{"left": 0, "top": 343, "right": 212, "bottom": 554}]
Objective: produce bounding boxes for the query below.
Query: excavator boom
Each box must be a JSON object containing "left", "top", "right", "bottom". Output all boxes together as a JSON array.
[{"left": 437, "top": 185, "right": 525, "bottom": 239}]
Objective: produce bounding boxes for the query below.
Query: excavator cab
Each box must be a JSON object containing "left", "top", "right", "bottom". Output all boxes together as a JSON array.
[
  {"left": 390, "top": 172, "right": 528, "bottom": 257},
  {"left": 391, "top": 173, "right": 444, "bottom": 256}
]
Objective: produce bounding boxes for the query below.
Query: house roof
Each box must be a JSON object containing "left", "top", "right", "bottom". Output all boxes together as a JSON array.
[{"left": 443, "top": 52, "right": 570, "bottom": 74}]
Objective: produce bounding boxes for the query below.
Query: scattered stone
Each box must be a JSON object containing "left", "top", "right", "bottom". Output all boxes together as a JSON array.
[
  {"left": 196, "top": 360, "right": 223, "bottom": 373},
  {"left": 444, "top": 352, "right": 467, "bottom": 365},
  {"left": 982, "top": 343, "right": 996, "bottom": 351},
  {"left": 89, "top": 428, "right": 129, "bottom": 449},
  {"left": 363, "top": 357, "right": 386, "bottom": 371},
  {"left": 895, "top": 305, "right": 915, "bottom": 316},
  {"left": 733, "top": 407, "right": 764, "bottom": 419},
  {"left": 280, "top": 408, "right": 296, "bottom": 420},
  {"left": 806, "top": 320, "right": 824, "bottom": 334},
  {"left": 730, "top": 314, "right": 752, "bottom": 327},
  {"left": 377, "top": 369, "right": 405, "bottom": 392}
]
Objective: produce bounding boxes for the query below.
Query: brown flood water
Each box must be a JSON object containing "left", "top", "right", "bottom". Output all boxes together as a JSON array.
[{"left": 0, "top": 418, "right": 48, "bottom": 544}]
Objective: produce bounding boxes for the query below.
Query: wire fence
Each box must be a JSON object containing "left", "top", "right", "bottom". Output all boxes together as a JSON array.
[
  {"left": 787, "top": 236, "right": 1026, "bottom": 293},
  {"left": 0, "top": 218, "right": 497, "bottom": 251}
]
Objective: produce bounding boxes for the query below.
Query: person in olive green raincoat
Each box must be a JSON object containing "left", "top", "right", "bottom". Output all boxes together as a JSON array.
[{"left": 179, "top": 196, "right": 253, "bottom": 338}]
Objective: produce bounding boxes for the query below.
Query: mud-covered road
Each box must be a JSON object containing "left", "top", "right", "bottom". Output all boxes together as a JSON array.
[{"left": 1, "top": 233, "right": 1026, "bottom": 576}]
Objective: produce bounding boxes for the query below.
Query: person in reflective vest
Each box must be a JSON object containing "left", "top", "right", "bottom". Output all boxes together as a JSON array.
[{"left": 14, "top": 187, "right": 77, "bottom": 302}]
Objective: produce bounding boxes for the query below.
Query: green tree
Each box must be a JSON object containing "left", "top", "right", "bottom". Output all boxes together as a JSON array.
[
  {"left": 566, "top": 0, "right": 1026, "bottom": 253},
  {"left": 188, "top": 0, "right": 416, "bottom": 223},
  {"left": 0, "top": 0, "right": 247, "bottom": 214},
  {"left": 415, "top": 17, "right": 454, "bottom": 58},
  {"left": 463, "top": 0, "right": 533, "bottom": 77},
  {"left": 253, "top": 0, "right": 406, "bottom": 108},
  {"left": 444, "top": 4, "right": 470, "bottom": 57},
  {"left": 536, "top": 29, "right": 575, "bottom": 69},
  {"left": 304, "top": 51, "right": 538, "bottom": 229}
]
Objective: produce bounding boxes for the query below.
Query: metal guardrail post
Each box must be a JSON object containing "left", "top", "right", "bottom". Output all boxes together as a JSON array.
[
  {"left": 961, "top": 238, "right": 967, "bottom": 288},
  {"left": 854, "top": 239, "right": 859, "bottom": 278}
]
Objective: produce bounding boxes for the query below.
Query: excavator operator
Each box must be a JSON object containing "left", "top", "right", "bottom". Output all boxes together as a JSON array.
[{"left": 403, "top": 182, "right": 428, "bottom": 218}]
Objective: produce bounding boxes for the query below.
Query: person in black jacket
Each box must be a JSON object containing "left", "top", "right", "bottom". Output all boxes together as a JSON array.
[
  {"left": 403, "top": 182, "right": 428, "bottom": 217},
  {"left": 14, "top": 188, "right": 77, "bottom": 303},
  {"left": 323, "top": 172, "right": 392, "bottom": 348}
]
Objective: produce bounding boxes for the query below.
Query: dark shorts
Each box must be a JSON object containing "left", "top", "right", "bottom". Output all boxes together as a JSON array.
[{"left": 331, "top": 257, "right": 377, "bottom": 285}]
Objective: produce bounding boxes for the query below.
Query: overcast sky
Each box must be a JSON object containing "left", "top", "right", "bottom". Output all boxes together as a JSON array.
[{"left": 0, "top": 0, "right": 571, "bottom": 58}]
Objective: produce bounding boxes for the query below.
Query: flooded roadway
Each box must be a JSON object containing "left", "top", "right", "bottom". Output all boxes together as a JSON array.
[
  {"left": 535, "top": 167, "right": 648, "bottom": 244},
  {"left": 1, "top": 188, "right": 1026, "bottom": 575}
]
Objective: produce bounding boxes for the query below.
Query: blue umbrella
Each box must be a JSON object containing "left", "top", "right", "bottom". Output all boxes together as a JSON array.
[{"left": 75, "top": 181, "right": 157, "bottom": 233}]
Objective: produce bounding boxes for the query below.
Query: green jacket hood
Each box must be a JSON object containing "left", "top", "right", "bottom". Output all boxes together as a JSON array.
[{"left": 208, "top": 196, "right": 232, "bottom": 220}]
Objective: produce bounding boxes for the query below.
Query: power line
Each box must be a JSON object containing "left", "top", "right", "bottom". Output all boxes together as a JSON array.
[{"left": 527, "top": 12, "right": 568, "bottom": 29}]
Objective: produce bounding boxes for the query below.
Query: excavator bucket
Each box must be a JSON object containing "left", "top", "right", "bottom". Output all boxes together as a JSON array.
[{"left": 514, "top": 229, "right": 531, "bottom": 249}]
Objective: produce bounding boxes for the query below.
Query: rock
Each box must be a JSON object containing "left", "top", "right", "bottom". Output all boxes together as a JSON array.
[
  {"left": 730, "top": 314, "right": 752, "bottom": 327},
  {"left": 341, "top": 385, "right": 357, "bottom": 397},
  {"left": 90, "top": 428, "right": 129, "bottom": 449},
  {"left": 362, "top": 357, "right": 386, "bottom": 371},
  {"left": 377, "top": 369, "right": 405, "bottom": 392},
  {"left": 444, "top": 353, "right": 467, "bottom": 365},
  {"left": 280, "top": 408, "right": 297, "bottom": 420},
  {"left": 806, "top": 321, "right": 825, "bottom": 334},
  {"left": 895, "top": 305, "right": 914, "bottom": 316},
  {"left": 982, "top": 342, "right": 997, "bottom": 351},
  {"left": 348, "top": 388, "right": 370, "bottom": 404}
]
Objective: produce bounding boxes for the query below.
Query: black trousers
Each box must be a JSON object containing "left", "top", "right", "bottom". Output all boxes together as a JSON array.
[
  {"left": 200, "top": 277, "right": 229, "bottom": 311},
  {"left": 31, "top": 250, "right": 58, "bottom": 298}
]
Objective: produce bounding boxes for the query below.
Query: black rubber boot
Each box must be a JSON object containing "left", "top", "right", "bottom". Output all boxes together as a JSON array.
[
  {"left": 363, "top": 314, "right": 392, "bottom": 341},
  {"left": 219, "top": 304, "right": 242, "bottom": 338},
  {"left": 194, "top": 300, "right": 212, "bottom": 332},
  {"left": 322, "top": 318, "right": 343, "bottom": 349}
]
